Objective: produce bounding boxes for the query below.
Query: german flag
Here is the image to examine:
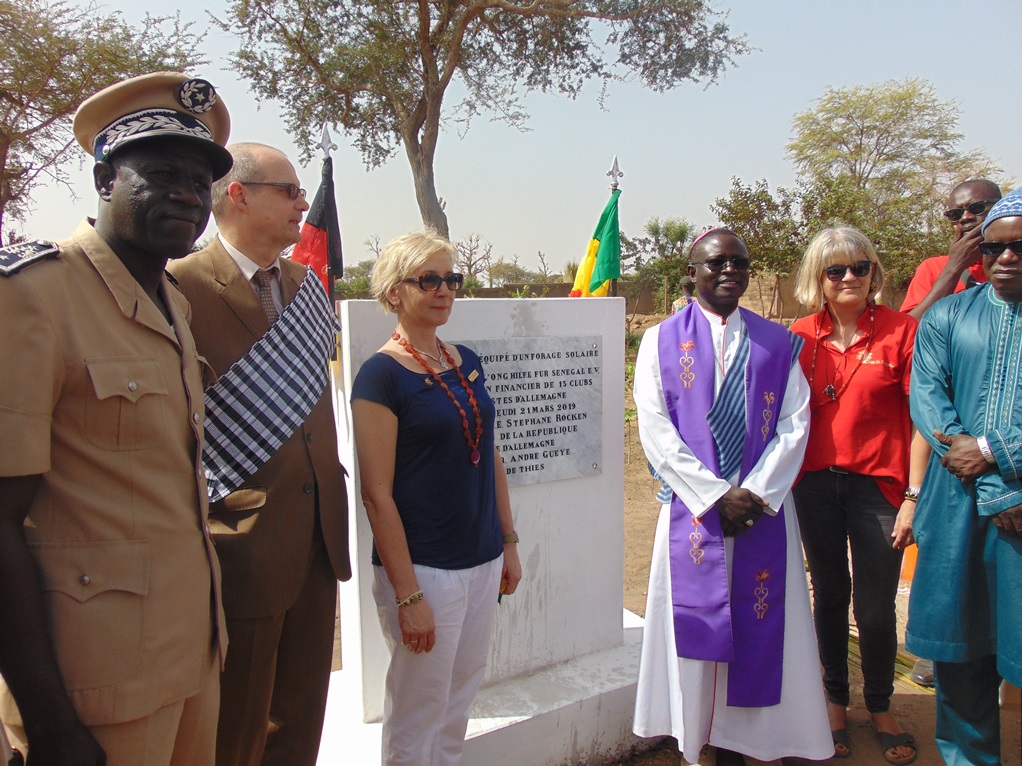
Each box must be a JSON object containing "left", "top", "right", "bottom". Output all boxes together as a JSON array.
[{"left": 291, "top": 156, "right": 343, "bottom": 300}]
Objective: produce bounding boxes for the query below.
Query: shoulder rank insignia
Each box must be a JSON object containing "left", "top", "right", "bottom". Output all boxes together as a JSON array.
[{"left": 0, "top": 240, "right": 60, "bottom": 276}]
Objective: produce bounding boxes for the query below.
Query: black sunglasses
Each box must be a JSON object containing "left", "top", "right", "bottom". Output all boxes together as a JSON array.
[
  {"left": 402, "top": 273, "right": 465, "bottom": 292},
  {"left": 240, "top": 181, "right": 307, "bottom": 200},
  {"left": 979, "top": 240, "right": 1022, "bottom": 258},
  {"left": 943, "top": 199, "right": 998, "bottom": 222},
  {"left": 823, "top": 260, "right": 873, "bottom": 282},
  {"left": 690, "top": 257, "right": 751, "bottom": 272}
]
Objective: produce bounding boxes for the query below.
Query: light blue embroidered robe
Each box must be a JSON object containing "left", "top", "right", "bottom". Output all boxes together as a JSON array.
[{"left": 907, "top": 283, "right": 1022, "bottom": 685}]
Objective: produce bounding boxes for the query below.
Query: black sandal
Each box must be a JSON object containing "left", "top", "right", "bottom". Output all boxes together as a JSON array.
[{"left": 831, "top": 728, "right": 851, "bottom": 759}]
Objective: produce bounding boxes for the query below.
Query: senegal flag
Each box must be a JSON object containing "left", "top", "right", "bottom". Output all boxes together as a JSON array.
[{"left": 570, "top": 189, "right": 621, "bottom": 297}]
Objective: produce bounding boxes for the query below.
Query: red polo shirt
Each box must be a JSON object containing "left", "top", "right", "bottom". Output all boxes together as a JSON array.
[
  {"left": 900, "top": 255, "right": 987, "bottom": 314},
  {"left": 791, "top": 305, "right": 918, "bottom": 508}
]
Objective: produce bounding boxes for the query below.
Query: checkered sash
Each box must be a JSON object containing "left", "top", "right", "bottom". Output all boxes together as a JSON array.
[{"left": 203, "top": 269, "right": 340, "bottom": 503}]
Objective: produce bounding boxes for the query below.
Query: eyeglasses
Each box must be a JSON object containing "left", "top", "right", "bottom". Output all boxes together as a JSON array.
[
  {"left": 823, "top": 260, "right": 873, "bottom": 282},
  {"left": 239, "top": 181, "right": 307, "bottom": 200},
  {"left": 402, "top": 273, "right": 465, "bottom": 292},
  {"left": 690, "top": 257, "right": 751, "bottom": 272},
  {"left": 979, "top": 240, "right": 1022, "bottom": 258},
  {"left": 943, "top": 199, "right": 998, "bottom": 222}
]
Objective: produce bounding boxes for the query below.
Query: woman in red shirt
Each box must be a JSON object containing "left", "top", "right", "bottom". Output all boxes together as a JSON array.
[{"left": 791, "top": 226, "right": 918, "bottom": 765}]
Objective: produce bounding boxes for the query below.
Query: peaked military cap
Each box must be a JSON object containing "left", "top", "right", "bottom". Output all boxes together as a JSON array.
[{"left": 73, "top": 72, "right": 233, "bottom": 180}]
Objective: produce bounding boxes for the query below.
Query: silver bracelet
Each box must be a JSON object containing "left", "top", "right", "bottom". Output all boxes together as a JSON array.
[{"left": 976, "top": 436, "right": 997, "bottom": 466}]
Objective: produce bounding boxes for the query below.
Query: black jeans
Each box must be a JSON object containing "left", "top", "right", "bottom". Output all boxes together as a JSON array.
[{"left": 793, "top": 469, "right": 904, "bottom": 713}]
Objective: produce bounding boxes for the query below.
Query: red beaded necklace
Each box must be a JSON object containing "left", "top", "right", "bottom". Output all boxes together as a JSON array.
[
  {"left": 808, "top": 304, "right": 875, "bottom": 407},
  {"left": 393, "top": 331, "right": 483, "bottom": 466}
]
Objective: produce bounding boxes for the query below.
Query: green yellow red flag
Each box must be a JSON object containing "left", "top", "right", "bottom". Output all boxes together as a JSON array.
[{"left": 570, "top": 188, "right": 621, "bottom": 297}]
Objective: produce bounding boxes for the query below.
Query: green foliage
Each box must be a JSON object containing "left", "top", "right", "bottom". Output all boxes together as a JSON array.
[
  {"left": 0, "top": 0, "right": 206, "bottom": 232},
  {"left": 622, "top": 216, "right": 696, "bottom": 311},
  {"left": 716, "top": 79, "right": 1005, "bottom": 293},
  {"left": 488, "top": 260, "right": 537, "bottom": 287},
  {"left": 623, "top": 359, "right": 636, "bottom": 422},
  {"left": 217, "top": 0, "right": 748, "bottom": 237},
  {"left": 711, "top": 179, "right": 800, "bottom": 278},
  {"left": 335, "top": 257, "right": 375, "bottom": 299}
]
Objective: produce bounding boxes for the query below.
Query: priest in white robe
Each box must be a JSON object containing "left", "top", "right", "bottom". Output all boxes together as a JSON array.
[{"left": 632, "top": 229, "right": 832, "bottom": 765}]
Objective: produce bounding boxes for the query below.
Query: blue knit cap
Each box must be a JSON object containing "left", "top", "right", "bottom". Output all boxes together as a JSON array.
[{"left": 981, "top": 186, "right": 1022, "bottom": 236}]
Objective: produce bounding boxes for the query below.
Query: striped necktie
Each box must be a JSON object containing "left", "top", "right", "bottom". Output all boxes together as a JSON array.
[{"left": 706, "top": 328, "right": 750, "bottom": 479}]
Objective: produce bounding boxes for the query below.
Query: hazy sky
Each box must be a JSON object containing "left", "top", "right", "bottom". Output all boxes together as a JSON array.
[{"left": 20, "top": 0, "right": 1022, "bottom": 273}]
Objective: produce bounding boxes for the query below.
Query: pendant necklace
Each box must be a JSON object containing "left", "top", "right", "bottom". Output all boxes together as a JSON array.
[
  {"left": 415, "top": 338, "right": 449, "bottom": 370},
  {"left": 393, "top": 331, "right": 482, "bottom": 466},
  {"left": 808, "top": 305, "right": 875, "bottom": 406}
]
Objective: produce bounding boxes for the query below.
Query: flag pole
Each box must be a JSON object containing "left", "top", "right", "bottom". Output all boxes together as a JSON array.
[{"left": 606, "top": 156, "right": 623, "bottom": 298}]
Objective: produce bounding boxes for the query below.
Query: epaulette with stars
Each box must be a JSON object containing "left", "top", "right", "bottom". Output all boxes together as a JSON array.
[{"left": 0, "top": 240, "right": 60, "bottom": 276}]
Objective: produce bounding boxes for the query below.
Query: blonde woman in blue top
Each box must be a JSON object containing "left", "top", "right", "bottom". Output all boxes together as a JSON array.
[{"left": 351, "top": 229, "right": 522, "bottom": 766}]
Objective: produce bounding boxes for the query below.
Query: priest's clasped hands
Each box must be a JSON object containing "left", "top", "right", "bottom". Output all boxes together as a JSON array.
[{"left": 716, "top": 487, "right": 770, "bottom": 537}]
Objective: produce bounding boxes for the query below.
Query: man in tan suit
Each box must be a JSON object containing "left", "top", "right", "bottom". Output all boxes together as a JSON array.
[{"left": 169, "top": 143, "right": 351, "bottom": 766}]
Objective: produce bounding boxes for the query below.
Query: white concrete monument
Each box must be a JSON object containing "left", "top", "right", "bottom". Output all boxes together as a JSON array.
[{"left": 319, "top": 296, "right": 645, "bottom": 765}]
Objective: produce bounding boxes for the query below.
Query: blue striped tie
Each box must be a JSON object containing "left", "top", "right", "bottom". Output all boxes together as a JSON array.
[{"left": 706, "top": 329, "right": 750, "bottom": 479}]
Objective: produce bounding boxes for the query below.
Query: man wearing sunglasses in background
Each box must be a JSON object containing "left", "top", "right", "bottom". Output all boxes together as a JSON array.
[
  {"left": 900, "top": 179, "right": 1004, "bottom": 690},
  {"left": 632, "top": 229, "right": 832, "bottom": 765},
  {"left": 907, "top": 188, "right": 1022, "bottom": 766},
  {"left": 900, "top": 179, "right": 1002, "bottom": 320},
  {"left": 169, "top": 143, "right": 351, "bottom": 766}
]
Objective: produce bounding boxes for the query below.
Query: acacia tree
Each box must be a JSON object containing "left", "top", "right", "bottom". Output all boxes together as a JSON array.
[
  {"left": 787, "top": 78, "right": 1002, "bottom": 235},
  {"left": 0, "top": 0, "right": 205, "bottom": 233},
  {"left": 714, "top": 79, "right": 1004, "bottom": 299},
  {"left": 220, "top": 0, "right": 748, "bottom": 238}
]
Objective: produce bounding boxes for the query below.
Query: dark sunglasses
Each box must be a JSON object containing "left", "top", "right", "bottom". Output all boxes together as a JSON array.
[
  {"left": 402, "top": 273, "right": 465, "bottom": 292},
  {"left": 239, "top": 181, "right": 307, "bottom": 200},
  {"left": 690, "top": 257, "right": 751, "bottom": 272},
  {"left": 943, "top": 199, "right": 998, "bottom": 222},
  {"left": 979, "top": 240, "right": 1022, "bottom": 258},
  {"left": 823, "top": 260, "right": 872, "bottom": 282}
]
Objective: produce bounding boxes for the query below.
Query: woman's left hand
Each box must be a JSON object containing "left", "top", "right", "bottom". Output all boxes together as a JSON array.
[
  {"left": 892, "top": 500, "right": 915, "bottom": 550},
  {"left": 500, "top": 544, "right": 523, "bottom": 596}
]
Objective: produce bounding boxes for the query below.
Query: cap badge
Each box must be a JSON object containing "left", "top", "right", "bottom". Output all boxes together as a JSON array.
[{"left": 178, "top": 79, "right": 217, "bottom": 114}]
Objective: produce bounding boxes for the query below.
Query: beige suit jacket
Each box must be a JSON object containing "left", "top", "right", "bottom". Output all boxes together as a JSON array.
[
  {"left": 0, "top": 221, "right": 225, "bottom": 726},
  {"left": 168, "top": 240, "right": 351, "bottom": 619}
]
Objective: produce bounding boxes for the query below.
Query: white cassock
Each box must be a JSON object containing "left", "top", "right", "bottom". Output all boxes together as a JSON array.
[{"left": 632, "top": 306, "right": 832, "bottom": 764}]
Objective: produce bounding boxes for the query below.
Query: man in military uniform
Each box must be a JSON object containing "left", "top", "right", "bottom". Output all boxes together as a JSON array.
[{"left": 0, "top": 72, "right": 232, "bottom": 766}]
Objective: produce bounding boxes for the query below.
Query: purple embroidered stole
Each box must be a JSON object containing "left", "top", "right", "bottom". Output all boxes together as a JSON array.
[{"left": 657, "top": 305, "right": 798, "bottom": 707}]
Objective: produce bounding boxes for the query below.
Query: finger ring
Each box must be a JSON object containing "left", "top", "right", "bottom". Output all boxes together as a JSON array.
[{"left": 744, "top": 518, "right": 755, "bottom": 527}]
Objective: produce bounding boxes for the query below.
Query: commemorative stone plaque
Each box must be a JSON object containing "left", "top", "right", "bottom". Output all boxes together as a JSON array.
[{"left": 473, "top": 335, "right": 603, "bottom": 487}]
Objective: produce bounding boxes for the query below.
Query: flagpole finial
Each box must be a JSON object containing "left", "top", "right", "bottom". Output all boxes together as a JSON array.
[
  {"left": 606, "top": 155, "right": 623, "bottom": 190},
  {"left": 318, "top": 123, "right": 337, "bottom": 159}
]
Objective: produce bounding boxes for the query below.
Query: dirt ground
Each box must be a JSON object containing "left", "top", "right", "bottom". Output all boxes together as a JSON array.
[{"left": 609, "top": 316, "right": 1022, "bottom": 766}]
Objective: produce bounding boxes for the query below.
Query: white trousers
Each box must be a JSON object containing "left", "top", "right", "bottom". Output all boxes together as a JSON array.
[{"left": 373, "top": 557, "right": 502, "bottom": 766}]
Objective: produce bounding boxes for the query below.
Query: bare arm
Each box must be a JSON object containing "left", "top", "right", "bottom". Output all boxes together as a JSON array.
[
  {"left": 351, "top": 399, "right": 435, "bottom": 654},
  {"left": 0, "top": 475, "right": 106, "bottom": 765},
  {"left": 893, "top": 428, "right": 927, "bottom": 550},
  {"left": 906, "top": 227, "right": 983, "bottom": 320},
  {"left": 492, "top": 448, "right": 522, "bottom": 595}
]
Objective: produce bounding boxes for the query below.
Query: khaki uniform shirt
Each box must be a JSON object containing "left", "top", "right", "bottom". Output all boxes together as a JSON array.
[{"left": 0, "top": 221, "right": 225, "bottom": 726}]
